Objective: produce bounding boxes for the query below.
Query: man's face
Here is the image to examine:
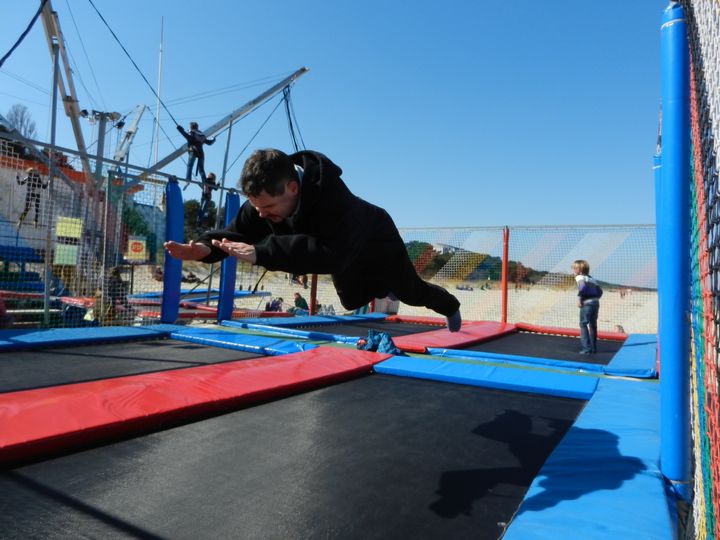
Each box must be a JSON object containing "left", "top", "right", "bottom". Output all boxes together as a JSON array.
[{"left": 247, "top": 180, "right": 299, "bottom": 223}]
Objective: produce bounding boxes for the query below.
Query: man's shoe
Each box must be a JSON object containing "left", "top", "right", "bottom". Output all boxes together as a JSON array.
[{"left": 446, "top": 310, "right": 462, "bottom": 332}]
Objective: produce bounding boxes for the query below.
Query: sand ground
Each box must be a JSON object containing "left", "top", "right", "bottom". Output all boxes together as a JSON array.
[{"left": 152, "top": 263, "right": 657, "bottom": 334}]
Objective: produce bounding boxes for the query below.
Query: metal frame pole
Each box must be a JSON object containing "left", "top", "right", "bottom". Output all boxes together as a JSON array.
[
  {"left": 217, "top": 191, "right": 240, "bottom": 322},
  {"left": 309, "top": 274, "right": 318, "bottom": 315},
  {"left": 207, "top": 120, "right": 235, "bottom": 304},
  {"left": 43, "top": 37, "right": 60, "bottom": 327},
  {"left": 501, "top": 227, "right": 509, "bottom": 323}
]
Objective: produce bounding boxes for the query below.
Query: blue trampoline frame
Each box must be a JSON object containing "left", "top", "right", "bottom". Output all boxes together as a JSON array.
[
  {"left": 0, "top": 322, "right": 673, "bottom": 538},
  {"left": 222, "top": 314, "right": 658, "bottom": 379}
]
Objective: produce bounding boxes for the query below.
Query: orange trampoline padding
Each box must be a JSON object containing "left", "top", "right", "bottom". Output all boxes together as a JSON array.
[
  {"left": 393, "top": 321, "right": 518, "bottom": 353},
  {"left": 514, "top": 322, "right": 627, "bottom": 341},
  {"left": 0, "top": 346, "right": 391, "bottom": 466},
  {"left": 383, "top": 315, "right": 446, "bottom": 326}
]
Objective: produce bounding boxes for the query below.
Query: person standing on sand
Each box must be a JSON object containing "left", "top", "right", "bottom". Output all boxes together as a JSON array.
[{"left": 571, "top": 259, "right": 603, "bottom": 354}]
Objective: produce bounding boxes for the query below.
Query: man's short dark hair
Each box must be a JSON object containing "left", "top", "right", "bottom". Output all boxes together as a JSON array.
[{"left": 240, "top": 148, "right": 297, "bottom": 197}]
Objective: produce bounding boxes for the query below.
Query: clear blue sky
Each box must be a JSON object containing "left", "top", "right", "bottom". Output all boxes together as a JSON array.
[{"left": 1, "top": 1, "right": 666, "bottom": 228}]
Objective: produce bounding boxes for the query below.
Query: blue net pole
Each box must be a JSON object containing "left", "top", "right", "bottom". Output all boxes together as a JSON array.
[
  {"left": 161, "top": 178, "right": 183, "bottom": 323},
  {"left": 659, "top": 1, "right": 691, "bottom": 500},
  {"left": 217, "top": 191, "right": 240, "bottom": 322}
]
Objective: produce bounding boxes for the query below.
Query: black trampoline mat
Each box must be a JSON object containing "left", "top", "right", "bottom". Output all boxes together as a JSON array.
[
  {"left": 297, "top": 319, "right": 443, "bottom": 338},
  {"left": 0, "top": 375, "right": 584, "bottom": 540},
  {"left": 0, "top": 339, "right": 262, "bottom": 393},
  {"left": 463, "top": 332, "right": 625, "bottom": 365}
]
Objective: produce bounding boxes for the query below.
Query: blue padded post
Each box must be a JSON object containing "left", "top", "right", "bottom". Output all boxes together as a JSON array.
[
  {"left": 161, "top": 177, "right": 184, "bottom": 323},
  {"left": 659, "top": 1, "right": 690, "bottom": 500},
  {"left": 217, "top": 190, "right": 240, "bottom": 322}
]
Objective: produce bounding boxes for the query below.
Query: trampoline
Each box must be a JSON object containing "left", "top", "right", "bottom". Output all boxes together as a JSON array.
[
  {"left": 290, "top": 318, "right": 444, "bottom": 337},
  {"left": 223, "top": 314, "right": 516, "bottom": 349},
  {"left": 424, "top": 327, "right": 657, "bottom": 379},
  {"left": 0, "top": 324, "right": 672, "bottom": 539},
  {"left": 0, "top": 370, "right": 583, "bottom": 539},
  {"left": 289, "top": 318, "right": 625, "bottom": 365},
  {"left": 0, "top": 338, "right": 262, "bottom": 393},
  {"left": 460, "top": 331, "right": 625, "bottom": 364},
  {"left": 224, "top": 314, "right": 657, "bottom": 378}
]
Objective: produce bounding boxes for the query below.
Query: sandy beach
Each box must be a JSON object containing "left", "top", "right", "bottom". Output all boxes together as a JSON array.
[{"left": 202, "top": 266, "right": 658, "bottom": 334}]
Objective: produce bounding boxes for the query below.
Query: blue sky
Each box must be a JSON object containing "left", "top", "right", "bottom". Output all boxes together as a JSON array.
[{"left": 1, "top": 1, "right": 666, "bottom": 228}]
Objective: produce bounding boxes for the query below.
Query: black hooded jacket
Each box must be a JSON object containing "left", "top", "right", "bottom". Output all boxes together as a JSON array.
[
  {"left": 177, "top": 126, "right": 215, "bottom": 157},
  {"left": 197, "top": 151, "right": 394, "bottom": 275}
]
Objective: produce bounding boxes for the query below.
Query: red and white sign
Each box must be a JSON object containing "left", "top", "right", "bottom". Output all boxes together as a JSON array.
[{"left": 126, "top": 235, "right": 147, "bottom": 262}]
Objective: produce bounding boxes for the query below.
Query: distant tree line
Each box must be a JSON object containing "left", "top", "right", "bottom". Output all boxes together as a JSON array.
[{"left": 405, "top": 240, "right": 548, "bottom": 283}]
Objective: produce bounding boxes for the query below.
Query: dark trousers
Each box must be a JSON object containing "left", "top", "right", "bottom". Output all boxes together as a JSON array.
[
  {"left": 198, "top": 196, "right": 211, "bottom": 224},
  {"left": 19, "top": 193, "right": 41, "bottom": 224},
  {"left": 186, "top": 153, "right": 207, "bottom": 183},
  {"left": 331, "top": 211, "right": 460, "bottom": 317},
  {"left": 579, "top": 300, "right": 599, "bottom": 353}
]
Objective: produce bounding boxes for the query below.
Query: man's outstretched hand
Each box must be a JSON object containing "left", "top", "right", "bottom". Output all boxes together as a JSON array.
[
  {"left": 164, "top": 240, "right": 211, "bottom": 261},
  {"left": 211, "top": 238, "right": 257, "bottom": 264}
]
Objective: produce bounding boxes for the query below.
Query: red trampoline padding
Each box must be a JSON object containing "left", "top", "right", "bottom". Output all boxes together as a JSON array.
[
  {"left": 186, "top": 304, "right": 292, "bottom": 318},
  {"left": 383, "top": 315, "right": 446, "bottom": 326},
  {"left": 515, "top": 322, "right": 627, "bottom": 341},
  {"left": 394, "top": 321, "right": 518, "bottom": 353},
  {"left": 0, "top": 347, "right": 390, "bottom": 466},
  {"left": 138, "top": 308, "right": 292, "bottom": 319}
]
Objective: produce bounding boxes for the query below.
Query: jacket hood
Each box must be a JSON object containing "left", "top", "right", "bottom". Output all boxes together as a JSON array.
[{"left": 290, "top": 151, "right": 343, "bottom": 187}]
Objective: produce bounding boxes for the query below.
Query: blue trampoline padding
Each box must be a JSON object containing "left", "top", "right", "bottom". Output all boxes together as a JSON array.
[
  {"left": 222, "top": 313, "right": 388, "bottom": 328},
  {"left": 144, "top": 324, "right": 191, "bottom": 332},
  {"left": 0, "top": 282, "right": 44, "bottom": 291},
  {"left": 223, "top": 317, "right": 332, "bottom": 327},
  {"left": 170, "top": 327, "right": 316, "bottom": 356},
  {"left": 130, "top": 290, "right": 202, "bottom": 299},
  {"left": 220, "top": 322, "right": 358, "bottom": 344},
  {"left": 182, "top": 291, "right": 271, "bottom": 303},
  {"left": 353, "top": 312, "right": 388, "bottom": 320},
  {"left": 0, "top": 325, "right": 181, "bottom": 351},
  {"left": 427, "top": 334, "right": 658, "bottom": 379},
  {"left": 605, "top": 334, "right": 657, "bottom": 378},
  {"left": 426, "top": 347, "right": 605, "bottom": 374},
  {"left": 129, "top": 291, "right": 165, "bottom": 299},
  {"left": 503, "top": 378, "right": 674, "bottom": 540},
  {"left": 373, "top": 356, "right": 597, "bottom": 400}
]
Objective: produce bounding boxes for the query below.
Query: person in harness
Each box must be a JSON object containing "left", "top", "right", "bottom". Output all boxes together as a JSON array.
[
  {"left": 177, "top": 122, "right": 215, "bottom": 188},
  {"left": 16, "top": 167, "right": 48, "bottom": 228},
  {"left": 197, "top": 172, "right": 218, "bottom": 226}
]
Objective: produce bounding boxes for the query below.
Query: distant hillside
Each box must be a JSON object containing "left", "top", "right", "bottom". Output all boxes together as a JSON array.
[
  {"left": 405, "top": 241, "right": 546, "bottom": 283},
  {"left": 404, "top": 240, "right": 654, "bottom": 290}
]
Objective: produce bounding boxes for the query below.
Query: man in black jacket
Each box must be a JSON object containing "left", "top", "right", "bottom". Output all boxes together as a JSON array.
[{"left": 164, "top": 149, "right": 462, "bottom": 331}]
